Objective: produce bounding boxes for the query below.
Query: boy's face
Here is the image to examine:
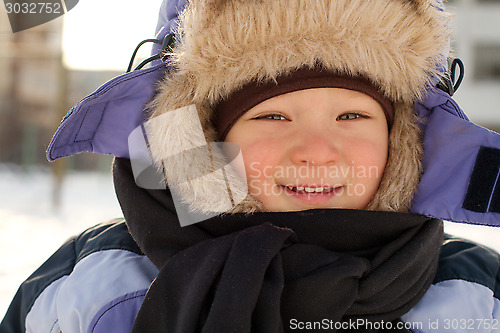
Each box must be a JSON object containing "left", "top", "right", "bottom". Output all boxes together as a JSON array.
[{"left": 225, "top": 88, "right": 389, "bottom": 211}]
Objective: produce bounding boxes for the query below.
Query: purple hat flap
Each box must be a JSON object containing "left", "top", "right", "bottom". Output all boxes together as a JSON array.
[
  {"left": 46, "top": 64, "right": 167, "bottom": 161},
  {"left": 411, "top": 88, "right": 500, "bottom": 227}
]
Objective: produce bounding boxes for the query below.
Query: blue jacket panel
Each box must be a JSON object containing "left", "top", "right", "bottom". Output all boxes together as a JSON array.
[{"left": 0, "top": 220, "right": 158, "bottom": 333}]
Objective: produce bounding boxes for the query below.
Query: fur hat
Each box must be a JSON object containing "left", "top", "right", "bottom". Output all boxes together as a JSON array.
[{"left": 145, "top": 0, "right": 452, "bottom": 214}]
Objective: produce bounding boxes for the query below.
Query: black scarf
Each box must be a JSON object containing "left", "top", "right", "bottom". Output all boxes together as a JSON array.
[{"left": 112, "top": 158, "right": 443, "bottom": 332}]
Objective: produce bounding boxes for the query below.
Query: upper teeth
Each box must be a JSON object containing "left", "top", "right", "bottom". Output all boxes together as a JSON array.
[{"left": 287, "top": 186, "right": 331, "bottom": 193}]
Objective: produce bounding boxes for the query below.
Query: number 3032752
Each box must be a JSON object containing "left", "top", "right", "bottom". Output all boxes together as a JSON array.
[
  {"left": 5, "top": 2, "right": 62, "bottom": 14},
  {"left": 443, "top": 318, "right": 499, "bottom": 330}
]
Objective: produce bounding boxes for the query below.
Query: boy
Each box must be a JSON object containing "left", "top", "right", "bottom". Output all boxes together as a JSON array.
[{"left": 2, "top": 0, "right": 499, "bottom": 332}]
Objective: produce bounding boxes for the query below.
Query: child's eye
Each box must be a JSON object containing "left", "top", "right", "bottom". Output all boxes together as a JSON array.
[
  {"left": 254, "top": 114, "right": 288, "bottom": 121},
  {"left": 337, "top": 113, "right": 366, "bottom": 121}
]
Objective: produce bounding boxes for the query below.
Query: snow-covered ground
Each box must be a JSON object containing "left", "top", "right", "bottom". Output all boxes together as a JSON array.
[{"left": 1, "top": 165, "right": 499, "bottom": 320}]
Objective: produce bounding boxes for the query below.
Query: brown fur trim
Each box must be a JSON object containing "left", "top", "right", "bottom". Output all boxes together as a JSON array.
[{"left": 366, "top": 103, "right": 423, "bottom": 212}]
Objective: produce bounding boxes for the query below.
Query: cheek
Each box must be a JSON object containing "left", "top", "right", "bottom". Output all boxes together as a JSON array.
[
  {"left": 236, "top": 138, "right": 283, "bottom": 184},
  {"left": 347, "top": 136, "right": 388, "bottom": 183}
]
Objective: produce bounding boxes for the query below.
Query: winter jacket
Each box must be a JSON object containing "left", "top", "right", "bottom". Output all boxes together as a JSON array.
[
  {"left": 1, "top": 219, "right": 499, "bottom": 333},
  {"left": 2, "top": 0, "right": 500, "bottom": 331}
]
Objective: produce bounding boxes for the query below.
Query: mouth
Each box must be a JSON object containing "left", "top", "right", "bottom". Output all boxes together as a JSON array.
[
  {"left": 278, "top": 184, "right": 343, "bottom": 204},
  {"left": 283, "top": 185, "right": 335, "bottom": 194}
]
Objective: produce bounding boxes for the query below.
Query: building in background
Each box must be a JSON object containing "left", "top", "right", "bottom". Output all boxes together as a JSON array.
[
  {"left": 447, "top": 0, "right": 500, "bottom": 131},
  {"left": 0, "top": 12, "right": 120, "bottom": 171},
  {"left": 0, "top": 13, "right": 64, "bottom": 167}
]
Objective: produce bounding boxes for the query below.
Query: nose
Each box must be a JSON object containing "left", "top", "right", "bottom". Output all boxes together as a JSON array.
[{"left": 289, "top": 130, "right": 341, "bottom": 166}]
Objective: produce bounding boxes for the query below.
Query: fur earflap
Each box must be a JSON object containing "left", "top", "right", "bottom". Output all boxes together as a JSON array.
[{"left": 146, "top": 0, "right": 451, "bottom": 214}]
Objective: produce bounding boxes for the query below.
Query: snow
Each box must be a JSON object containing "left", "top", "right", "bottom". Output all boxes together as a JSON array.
[{"left": 1, "top": 165, "right": 499, "bottom": 320}]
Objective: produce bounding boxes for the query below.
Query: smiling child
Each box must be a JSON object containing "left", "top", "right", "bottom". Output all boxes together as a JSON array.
[{"left": 2, "top": 0, "right": 499, "bottom": 332}]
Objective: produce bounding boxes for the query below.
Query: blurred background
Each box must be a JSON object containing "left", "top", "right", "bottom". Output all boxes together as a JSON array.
[
  {"left": 1, "top": 0, "right": 500, "bottom": 319},
  {"left": 0, "top": 0, "right": 163, "bottom": 317}
]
